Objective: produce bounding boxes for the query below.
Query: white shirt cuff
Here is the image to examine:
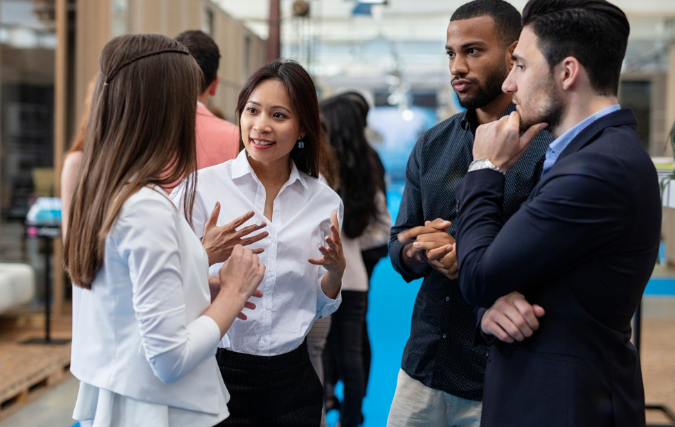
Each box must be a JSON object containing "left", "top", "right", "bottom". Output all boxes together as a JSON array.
[{"left": 316, "top": 281, "right": 342, "bottom": 319}]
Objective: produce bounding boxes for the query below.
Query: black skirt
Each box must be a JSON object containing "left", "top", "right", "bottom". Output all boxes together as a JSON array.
[{"left": 214, "top": 340, "right": 323, "bottom": 427}]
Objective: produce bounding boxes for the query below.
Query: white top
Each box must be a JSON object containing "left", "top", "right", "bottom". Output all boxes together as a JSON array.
[
  {"left": 171, "top": 151, "right": 343, "bottom": 356},
  {"left": 358, "top": 191, "right": 392, "bottom": 251},
  {"left": 71, "top": 186, "right": 229, "bottom": 426}
]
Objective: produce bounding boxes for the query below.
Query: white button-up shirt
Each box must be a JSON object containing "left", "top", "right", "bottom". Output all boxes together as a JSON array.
[{"left": 171, "top": 151, "right": 343, "bottom": 356}]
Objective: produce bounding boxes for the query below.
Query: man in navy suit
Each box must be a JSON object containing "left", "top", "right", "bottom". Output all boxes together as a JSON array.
[{"left": 454, "top": 1, "right": 661, "bottom": 426}]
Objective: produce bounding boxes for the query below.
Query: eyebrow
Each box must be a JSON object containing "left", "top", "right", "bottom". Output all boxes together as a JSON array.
[
  {"left": 247, "top": 100, "right": 291, "bottom": 114},
  {"left": 511, "top": 53, "right": 523, "bottom": 63},
  {"left": 445, "top": 41, "right": 488, "bottom": 51}
]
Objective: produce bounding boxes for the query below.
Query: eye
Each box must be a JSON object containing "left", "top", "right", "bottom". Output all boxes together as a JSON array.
[
  {"left": 246, "top": 107, "right": 257, "bottom": 114},
  {"left": 468, "top": 48, "right": 478, "bottom": 55},
  {"left": 273, "top": 112, "right": 287, "bottom": 119},
  {"left": 446, "top": 51, "right": 455, "bottom": 58},
  {"left": 518, "top": 65, "right": 525, "bottom": 71}
]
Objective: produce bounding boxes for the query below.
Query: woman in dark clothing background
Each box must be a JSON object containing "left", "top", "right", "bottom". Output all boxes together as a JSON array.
[{"left": 320, "top": 94, "right": 391, "bottom": 427}]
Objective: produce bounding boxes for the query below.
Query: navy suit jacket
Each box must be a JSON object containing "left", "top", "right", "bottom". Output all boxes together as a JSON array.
[{"left": 455, "top": 109, "right": 661, "bottom": 427}]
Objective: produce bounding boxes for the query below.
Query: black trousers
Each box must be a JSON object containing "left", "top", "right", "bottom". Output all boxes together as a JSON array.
[
  {"left": 214, "top": 340, "right": 323, "bottom": 427},
  {"left": 323, "top": 290, "right": 368, "bottom": 427}
]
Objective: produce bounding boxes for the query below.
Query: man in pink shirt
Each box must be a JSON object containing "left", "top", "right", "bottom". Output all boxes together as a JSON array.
[{"left": 176, "top": 30, "right": 239, "bottom": 169}]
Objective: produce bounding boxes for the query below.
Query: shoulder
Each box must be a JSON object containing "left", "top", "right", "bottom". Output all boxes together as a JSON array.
[
  {"left": 63, "top": 151, "right": 84, "bottom": 171},
  {"left": 196, "top": 160, "right": 236, "bottom": 184},
  {"left": 123, "top": 186, "right": 176, "bottom": 213},
  {"left": 413, "top": 112, "right": 466, "bottom": 152}
]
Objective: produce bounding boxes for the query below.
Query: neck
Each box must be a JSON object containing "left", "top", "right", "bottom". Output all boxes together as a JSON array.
[
  {"left": 197, "top": 91, "right": 210, "bottom": 106},
  {"left": 552, "top": 94, "right": 618, "bottom": 138},
  {"left": 246, "top": 153, "right": 291, "bottom": 189},
  {"left": 476, "top": 92, "right": 513, "bottom": 125}
]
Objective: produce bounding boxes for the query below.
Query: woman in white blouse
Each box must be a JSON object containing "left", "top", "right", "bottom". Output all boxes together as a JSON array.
[
  {"left": 172, "top": 60, "right": 346, "bottom": 427},
  {"left": 64, "top": 34, "right": 266, "bottom": 427}
]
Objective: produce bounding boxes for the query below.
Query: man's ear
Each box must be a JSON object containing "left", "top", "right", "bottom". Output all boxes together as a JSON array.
[
  {"left": 208, "top": 76, "right": 220, "bottom": 97},
  {"left": 559, "top": 56, "right": 581, "bottom": 91},
  {"left": 506, "top": 40, "right": 518, "bottom": 69}
]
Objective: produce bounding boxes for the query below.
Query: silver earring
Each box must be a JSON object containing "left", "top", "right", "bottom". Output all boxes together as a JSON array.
[{"left": 297, "top": 140, "right": 305, "bottom": 148}]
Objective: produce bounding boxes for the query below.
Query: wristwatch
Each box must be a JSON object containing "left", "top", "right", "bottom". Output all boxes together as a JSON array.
[{"left": 468, "top": 159, "right": 505, "bottom": 175}]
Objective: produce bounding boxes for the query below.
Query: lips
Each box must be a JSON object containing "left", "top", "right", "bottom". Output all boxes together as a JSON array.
[
  {"left": 452, "top": 80, "right": 472, "bottom": 92},
  {"left": 250, "top": 138, "right": 276, "bottom": 150}
]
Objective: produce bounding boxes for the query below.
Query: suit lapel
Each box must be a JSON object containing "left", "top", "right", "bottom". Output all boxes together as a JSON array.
[{"left": 526, "top": 109, "right": 637, "bottom": 201}]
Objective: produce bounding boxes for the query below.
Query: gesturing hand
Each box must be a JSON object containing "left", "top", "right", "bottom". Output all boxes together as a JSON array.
[
  {"left": 208, "top": 275, "right": 263, "bottom": 319},
  {"left": 308, "top": 211, "right": 346, "bottom": 275},
  {"left": 202, "top": 202, "right": 269, "bottom": 266},
  {"left": 473, "top": 111, "right": 548, "bottom": 172},
  {"left": 481, "top": 291, "right": 545, "bottom": 343},
  {"left": 218, "top": 245, "right": 266, "bottom": 316}
]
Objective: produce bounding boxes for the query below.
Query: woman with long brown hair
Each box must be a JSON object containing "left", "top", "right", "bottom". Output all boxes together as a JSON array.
[
  {"left": 65, "top": 34, "right": 265, "bottom": 427},
  {"left": 171, "top": 60, "right": 346, "bottom": 426}
]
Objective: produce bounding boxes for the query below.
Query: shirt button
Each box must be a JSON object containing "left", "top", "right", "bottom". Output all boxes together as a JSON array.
[
  {"left": 445, "top": 297, "right": 450, "bottom": 302},
  {"left": 442, "top": 334, "right": 447, "bottom": 339}
]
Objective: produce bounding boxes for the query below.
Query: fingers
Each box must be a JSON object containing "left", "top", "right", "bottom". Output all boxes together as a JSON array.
[
  {"left": 330, "top": 212, "right": 342, "bottom": 246},
  {"left": 533, "top": 304, "right": 545, "bottom": 317},
  {"left": 512, "top": 296, "right": 541, "bottom": 331},
  {"left": 228, "top": 211, "right": 256, "bottom": 230},
  {"left": 324, "top": 236, "right": 338, "bottom": 252},
  {"left": 308, "top": 257, "right": 327, "bottom": 265},
  {"left": 397, "top": 225, "right": 437, "bottom": 244},
  {"left": 236, "top": 312, "right": 247, "bottom": 320},
  {"left": 204, "top": 202, "right": 221, "bottom": 232},
  {"left": 243, "top": 301, "right": 256, "bottom": 310},
  {"left": 252, "top": 290, "right": 263, "bottom": 298},
  {"left": 252, "top": 248, "right": 264, "bottom": 255},
  {"left": 492, "top": 309, "right": 526, "bottom": 341},
  {"left": 412, "top": 241, "right": 439, "bottom": 251},
  {"left": 427, "top": 218, "right": 452, "bottom": 230},
  {"left": 426, "top": 244, "right": 453, "bottom": 261},
  {"left": 240, "top": 231, "right": 269, "bottom": 247},
  {"left": 235, "top": 222, "right": 267, "bottom": 238},
  {"left": 482, "top": 310, "right": 515, "bottom": 343}
]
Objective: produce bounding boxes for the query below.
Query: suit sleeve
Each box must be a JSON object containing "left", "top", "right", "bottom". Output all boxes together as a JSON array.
[
  {"left": 456, "top": 168, "right": 628, "bottom": 307},
  {"left": 389, "top": 136, "right": 431, "bottom": 282}
]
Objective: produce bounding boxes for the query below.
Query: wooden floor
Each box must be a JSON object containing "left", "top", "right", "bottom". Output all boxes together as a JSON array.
[{"left": 0, "top": 310, "right": 72, "bottom": 422}]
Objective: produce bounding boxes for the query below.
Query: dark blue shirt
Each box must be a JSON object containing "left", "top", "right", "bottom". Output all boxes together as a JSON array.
[{"left": 389, "top": 104, "right": 552, "bottom": 401}]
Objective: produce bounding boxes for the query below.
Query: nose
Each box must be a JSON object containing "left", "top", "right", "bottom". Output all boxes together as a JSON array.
[
  {"left": 252, "top": 113, "right": 272, "bottom": 135},
  {"left": 502, "top": 66, "right": 517, "bottom": 94},
  {"left": 450, "top": 54, "right": 469, "bottom": 77}
]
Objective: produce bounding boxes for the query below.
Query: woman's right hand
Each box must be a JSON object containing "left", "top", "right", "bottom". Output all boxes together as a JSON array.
[
  {"left": 202, "top": 202, "right": 269, "bottom": 265},
  {"left": 218, "top": 245, "right": 266, "bottom": 308}
]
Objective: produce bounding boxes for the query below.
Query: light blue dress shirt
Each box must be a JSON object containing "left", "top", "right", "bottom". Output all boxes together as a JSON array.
[{"left": 542, "top": 104, "right": 621, "bottom": 176}]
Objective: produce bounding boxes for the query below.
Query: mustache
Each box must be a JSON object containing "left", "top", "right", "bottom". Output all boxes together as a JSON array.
[{"left": 452, "top": 76, "right": 480, "bottom": 84}]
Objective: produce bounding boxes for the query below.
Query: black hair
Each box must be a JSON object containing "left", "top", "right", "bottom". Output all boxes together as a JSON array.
[
  {"left": 320, "top": 96, "right": 378, "bottom": 239},
  {"left": 522, "top": 0, "right": 629, "bottom": 96},
  {"left": 175, "top": 30, "right": 221, "bottom": 93},
  {"left": 340, "top": 91, "right": 370, "bottom": 125},
  {"left": 450, "top": 0, "right": 522, "bottom": 46}
]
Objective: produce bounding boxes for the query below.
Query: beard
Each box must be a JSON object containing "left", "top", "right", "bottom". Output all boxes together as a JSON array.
[
  {"left": 456, "top": 61, "right": 509, "bottom": 110},
  {"left": 518, "top": 73, "right": 565, "bottom": 132}
]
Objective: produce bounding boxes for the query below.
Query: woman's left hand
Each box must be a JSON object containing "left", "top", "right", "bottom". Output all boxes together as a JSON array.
[{"left": 308, "top": 211, "right": 346, "bottom": 275}]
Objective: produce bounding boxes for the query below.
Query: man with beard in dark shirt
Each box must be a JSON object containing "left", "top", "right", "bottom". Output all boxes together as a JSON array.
[{"left": 386, "top": 1, "right": 553, "bottom": 426}]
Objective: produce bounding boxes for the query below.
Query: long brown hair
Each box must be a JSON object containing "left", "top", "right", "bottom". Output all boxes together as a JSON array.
[
  {"left": 235, "top": 60, "right": 332, "bottom": 179},
  {"left": 64, "top": 34, "right": 201, "bottom": 289}
]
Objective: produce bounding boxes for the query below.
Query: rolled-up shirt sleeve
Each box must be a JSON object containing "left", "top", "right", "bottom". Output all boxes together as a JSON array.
[{"left": 113, "top": 194, "right": 220, "bottom": 384}]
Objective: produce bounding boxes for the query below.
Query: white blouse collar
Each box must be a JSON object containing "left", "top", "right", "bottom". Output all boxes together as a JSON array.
[{"left": 232, "top": 149, "right": 308, "bottom": 190}]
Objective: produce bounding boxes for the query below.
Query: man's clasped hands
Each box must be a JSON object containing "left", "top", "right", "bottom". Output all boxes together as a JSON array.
[{"left": 397, "top": 219, "right": 545, "bottom": 344}]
